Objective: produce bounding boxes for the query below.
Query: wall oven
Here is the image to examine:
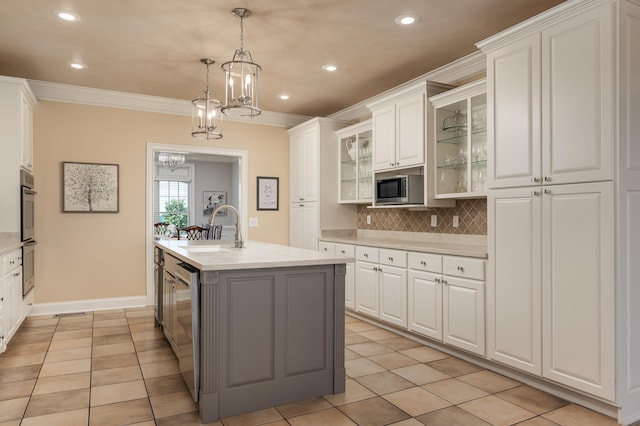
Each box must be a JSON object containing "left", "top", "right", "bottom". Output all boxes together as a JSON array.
[{"left": 20, "top": 169, "right": 36, "bottom": 297}]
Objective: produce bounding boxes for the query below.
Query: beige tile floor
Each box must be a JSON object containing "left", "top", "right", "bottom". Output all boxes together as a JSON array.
[{"left": 0, "top": 307, "right": 620, "bottom": 426}]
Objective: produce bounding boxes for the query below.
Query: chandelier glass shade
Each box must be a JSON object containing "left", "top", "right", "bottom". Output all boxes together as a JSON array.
[
  {"left": 221, "top": 8, "right": 262, "bottom": 117},
  {"left": 158, "top": 152, "right": 185, "bottom": 172},
  {"left": 192, "top": 58, "right": 223, "bottom": 140}
]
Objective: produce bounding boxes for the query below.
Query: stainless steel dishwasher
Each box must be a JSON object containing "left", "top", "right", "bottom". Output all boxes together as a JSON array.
[{"left": 173, "top": 262, "right": 200, "bottom": 401}]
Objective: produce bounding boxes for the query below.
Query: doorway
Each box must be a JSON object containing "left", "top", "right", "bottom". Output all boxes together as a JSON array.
[{"left": 145, "top": 143, "right": 249, "bottom": 303}]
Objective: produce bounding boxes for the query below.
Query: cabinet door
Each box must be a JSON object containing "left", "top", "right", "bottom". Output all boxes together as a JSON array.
[
  {"left": 301, "top": 129, "right": 319, "bottom": 201},
  {"left": 290, "top": 133, "right": 303, "bottom": 202},
  {"left": 379, "top": 264, "right": 407, "bottom": 327},
  {"left": 5, "top": 270, "right": 18, "bottom": 339},
  {"left": 355, "top": 261, "right": 378, "bottom": 317},
  {"left": 396, "top": 92, "right": 425, "bottom": 169},
  {"left": 443, "top": 276, "right": 485, "bottom": 356},
  {"left": 541, "top": 4, "right": 614, "bottom": 185},
  {"left": 408, "top": 270, "right": 442, "bottom": 340},
  {"left": 487, "top": 33, "right": 541, "bottom": 189},
  {"left": 318, "top": 241, "right": 335, "bottom": 254},
  {"left": 372, "top": 104, "right": 396, "bottom": 171},
  {"left": 162, "top": 271, "right": 172, "bottom": 341},
  {"left": 0, "top": 280, "right": 5, "bottom": 353},
  {"left": 488, "top": 187, "right": 542, "bottom": 374},
  {"left": 345, "top": 262, "right": 355, "bottom": 310},
  {"left": 542, "top": 181, "right": 613, "bottom": 400},
  {"left": 289, "top": 203, "right": 318, "bottom": 251},
  {"left": 20, "top": 92, "right": 33, "bottom": 171}
]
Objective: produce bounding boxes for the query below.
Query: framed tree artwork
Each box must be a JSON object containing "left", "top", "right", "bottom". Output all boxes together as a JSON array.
[
  {"left": 63, "top": 162, "right": 119, "bottom": 212},
  {"left": 257, "top": 176, "right": 279, "bottom": 211}
]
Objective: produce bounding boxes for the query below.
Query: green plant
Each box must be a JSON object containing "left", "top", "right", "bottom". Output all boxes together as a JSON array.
[{"left": 162, "top": 199, "right": 188, "bottom": 229}]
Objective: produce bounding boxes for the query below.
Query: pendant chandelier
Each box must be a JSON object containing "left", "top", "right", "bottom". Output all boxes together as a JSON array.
[
  {"left": 158, "top": 152, "right": 185, "bottom": 172},
  {"left": 221, "top": 8, "right": 262, "bottom": 117},
  {"left": 192, "top": 58, "right": 223, "bottom": 139}
]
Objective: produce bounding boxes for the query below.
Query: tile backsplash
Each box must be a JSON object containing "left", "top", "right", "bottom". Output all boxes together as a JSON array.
[{"left": 356, "top": 199, "right": 487, "bottom": 235}]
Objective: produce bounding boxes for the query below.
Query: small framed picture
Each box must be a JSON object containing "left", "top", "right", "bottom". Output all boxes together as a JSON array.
[
  {"left": 203, "top": 191, "right": 227, "bottom": 216},
  {"left": 257, "top": 176, "right": 279, "bottom": 211},
  {"left": 63, "top": 162, "right": 119, "bottom": 213}
]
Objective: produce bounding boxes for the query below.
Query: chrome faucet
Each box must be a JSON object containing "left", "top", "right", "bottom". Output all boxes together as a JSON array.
[{"left": 207, "top": 204, "right": 245, "bottom": 248}]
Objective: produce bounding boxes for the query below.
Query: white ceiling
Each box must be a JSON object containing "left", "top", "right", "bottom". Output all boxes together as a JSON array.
[{"left": 0, "top": 0, "right": 564, "bottom": 117}]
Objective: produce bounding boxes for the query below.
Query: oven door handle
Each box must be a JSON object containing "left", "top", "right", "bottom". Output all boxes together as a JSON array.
[
  {"left": 24, "top": 240, "right": 37, "bottom": 246},
  {"left": 23, "top": 189, "right": 37, "bottom": 195}
]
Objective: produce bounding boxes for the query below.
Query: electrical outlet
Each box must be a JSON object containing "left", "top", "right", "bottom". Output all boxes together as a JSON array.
[
  {"left": 249, "top": 217, "right": 258, "bottom": 227},
  {"left": 366, "top": 214, "right": 371, "bottom": 225},
  {"left": 453, "top": 215, "right": 459, "bottom": 228},
  {"left": 430, "top": 215, "right": 437, "bottom": 227}
]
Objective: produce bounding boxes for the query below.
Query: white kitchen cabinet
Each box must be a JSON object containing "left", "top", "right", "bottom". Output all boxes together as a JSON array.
[
  {"left": 0, "top": 77, "right": 37, "bottom": 234},
  {"left": 0, "top": 278, "right": 5, "bottom": 353},
  {"left": 318, "top": 242, "right": 355, "bottom": 309},
  {"left": 408, "top": 252, "right": 443, "bottom": 340},
  {"left": 288, "top": 118, "right": 355, "bottom": 251},
  {"left": 488, "top": 187, "right": 542, "bottom": 375},
  {"left": 2, "top": 249, "right": 23, "bottom": 345},
  {"left": 442, "top": 256, "right": 486, "bottom": 356},
  {"left": 483, "top": 3, "right": 613, "bottom": 189},
  {"left": 368, "top": 81, "right": 453, "bottom": 173},
  {"left": 336, "top": 120, "right": 373, "bottom": 203},
  {"left": 430, "top": 79, "right": 487, "bottom": 198},
  {"left": 354, "top": 246, "right": 408, "bottom": 328},
  {"left": 289, "top": 202, "right": 318, "bottom": 251},
  {"left": 488, "top": 182, "right": 613, "bottom": 399},
  {"left": 542, "top": 181, "right": 613, "bottom": 399}
]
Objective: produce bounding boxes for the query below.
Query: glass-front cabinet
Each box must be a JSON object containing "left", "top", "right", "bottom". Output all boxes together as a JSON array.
[
  {"left": 430, "top": 79, "right": 487, "bottom": 198},
  {"left": 336, "top": 120, "right": 373, "bottom": 203}
]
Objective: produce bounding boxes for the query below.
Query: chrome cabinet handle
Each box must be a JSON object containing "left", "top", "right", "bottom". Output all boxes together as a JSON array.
[
  {"left": 533, "top": 191, "right": 540, "bottom": 196},
  {"left": 543, "top": 177, "right": 550, "bottom": 182},
  {"left": 531, "top": 177, "right": 540, "bottom": 183}
]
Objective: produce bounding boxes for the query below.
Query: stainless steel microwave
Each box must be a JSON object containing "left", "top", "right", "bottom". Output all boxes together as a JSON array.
[{"left": 375, "top": 175, "right": 424, "bottom": 205}]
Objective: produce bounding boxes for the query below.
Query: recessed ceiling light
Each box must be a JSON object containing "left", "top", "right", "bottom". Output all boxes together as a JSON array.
[
  {"left": 395, "top": 14, "right": 420, "bottom": 25},
  {"left": 69, "top": 62, "right": 86, "bottom": 70},
  {"left": 279, "top": 94, "right": 290, "bottom": 100},
  {"left": 322, "top": 64, "right": 338, "bottom": 72},
  {"left": 54, "top": 10, "right": 81, "bottom": 22}
]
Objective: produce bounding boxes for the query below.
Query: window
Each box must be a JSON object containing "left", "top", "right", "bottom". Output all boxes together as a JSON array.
[{"left": 156, "top": 180, "right": 190, "bottom": 228}]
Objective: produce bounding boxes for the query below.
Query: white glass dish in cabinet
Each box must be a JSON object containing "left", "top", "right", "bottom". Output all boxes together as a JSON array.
[
  {"left": 336, "top": 120, "right": 373, "bottom": 203},
  {"left": 430, "top": 79, "right": 487, "bottom": 198}
]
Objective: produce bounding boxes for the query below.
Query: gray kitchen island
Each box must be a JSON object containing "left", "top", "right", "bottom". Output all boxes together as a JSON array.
[{"left": 154, "top": 239, "right": 348, "bottom": 423}]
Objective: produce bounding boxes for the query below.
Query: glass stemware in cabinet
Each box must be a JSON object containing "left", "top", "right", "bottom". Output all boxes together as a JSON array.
[
  {"left": 431, "top": 79, "right": 487, "bottom": 198},
  {"left": 336, "top": 120, "right": 373, "bottom": 203}
]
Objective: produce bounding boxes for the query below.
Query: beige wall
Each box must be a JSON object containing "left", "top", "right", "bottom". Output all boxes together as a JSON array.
[{"left": 34, "top": 101, "right": 290, "bottom": 304}]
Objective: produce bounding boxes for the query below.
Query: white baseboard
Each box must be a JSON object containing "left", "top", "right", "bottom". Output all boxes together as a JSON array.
[{"left": 30, "top": 295, "right": 151, "bottom": 317}]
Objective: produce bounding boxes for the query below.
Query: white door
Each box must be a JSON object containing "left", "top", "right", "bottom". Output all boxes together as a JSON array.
[
  {"left": 301, "top": 203, "right": 318, "bottom": 251},
  {"left": 289, "top": 203, "right": 304, "bottom": 248},
  {"left": 486, "top": 33, "right": 541, "bottom": 189},
  {"left": 378, "top": 265, "right": 407, "bottom": 327},
  {"left": 541, "top": 3, "right": 614, "bottom": 185},
  {"left": 408, "top": 270, "right": 442, "bottom": 340},
  {"left": 443, "top": 276, "right": 485, "bottom": 356},
  {"left": 372, "top": 104, "right": 396, "bottom": 171},
  {"left": 542, "top": 181, "right": 614, "bottom": 400},
  {"left": 488, "top": 187, "right": 542, "bottom": 374},
  {"left": 355, "top": 261, "right": 379, "bottom": 317},
  {"left": 396, "top": 92, "right": 425, "bottom": 169}
]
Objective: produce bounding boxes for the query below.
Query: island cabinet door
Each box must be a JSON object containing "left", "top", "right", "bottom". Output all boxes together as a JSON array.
[{"left": 201, "top": 265, "right": 340, "bottom": 420}]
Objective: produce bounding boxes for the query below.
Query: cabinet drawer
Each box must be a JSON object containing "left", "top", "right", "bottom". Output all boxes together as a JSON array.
[
  {"left": 408, "top": 252, "right": 442, "bottom": 273},
  {"left": 3, "top": 250, "right": 22, "bottom": 273},
  {"left": 335, "top": 243, "right": 355, "bottom": 259},
  {"left": 443, "top": 256, "right": 485, "bottom": 280},
  {"left": 356, "top": 246, "right": 379, "bottom": 263},
  {"left": 379, "top": 249, "right": 407, "bottom": 268},
  {"left": 318, "top": 241, "right": 335, "bottom": 254},
  {"left": 164, "top": 253, "right": 180, "bottom": 276}
]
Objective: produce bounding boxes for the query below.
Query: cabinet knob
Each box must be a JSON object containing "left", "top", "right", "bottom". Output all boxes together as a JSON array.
[
  {"left": 322, "top": 248, "right": 327, "bottom": 252},
  {"left": 0, "top": 296, "right": 3, "bottom": 301},
  {"left": 299, "top": 198, "right": 304, "bottom": 201},
  {"left": 299, "top": 204, "right": 304, "bottom": 207},
  {"left": 457, "top": 266, "right": 464, "bottom": 272},
  {"left": 388, "top": 257, "right": 393, "bottom": 261},
  {"left": 364, "top": 253, "right": 368, "bottom": 258},
  {"left": 543, "top": 176, "right": 550, "bottom": 182},
  {"left": 544, "top": 189, "right": 551, "bottom": 195},
  {"left": 435, "top": 278, "right": 441, "bottom": 283},
  {"left": 533, "top": 191, "right": 540, "bottom": 196},
  {"left": 340, "top": 250, "right": 345, "bottom": 254},
  {"left": 390, "top": 162, "right": 393, "bottom": 166},
  {"left": 14, "top": 272, "right": 20, "bottom": 277},
  {"left": 9, "top": 260, "right": 14, "bottom": 265},
  {"left": 420, "top": 260, "right": 426, "bottom": 266},
  {"left": 442, "top": 279, "right": 448, "bottom": 285},
  {"left": 395, "top": 162, "right": 399, "bottom": 166},
  {"left": 531, "top": 177, "right": 540, "bottom": 183}
]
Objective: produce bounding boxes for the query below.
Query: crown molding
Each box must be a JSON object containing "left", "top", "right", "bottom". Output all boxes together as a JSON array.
[
  {"left": 27, "top": 79, "right": 311, "bottom": 128},
  {"left": 328, "top": 50, "right": 486, "bottom": 123}
]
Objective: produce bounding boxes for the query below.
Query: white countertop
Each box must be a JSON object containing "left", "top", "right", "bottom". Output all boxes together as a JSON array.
[
  {"left": 320, "top": 230, "right": 488, "bottom": 259},
  {"left": 155, "top": 239, "right": 353, "bottom": 271},
  {"left": 0, "top": 233, "right": 22, "bottom": 255}
]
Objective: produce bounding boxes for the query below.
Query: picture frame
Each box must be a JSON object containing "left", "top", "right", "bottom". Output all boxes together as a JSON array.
[
  {"left": 257, "top": 176, "right": 279, "bottom": 211},
  {"left": 63, "top": 162, "right": 119, "bottom": 213},
  {"left": 203, "top": 191, "right": 227, "bottom": 216}
]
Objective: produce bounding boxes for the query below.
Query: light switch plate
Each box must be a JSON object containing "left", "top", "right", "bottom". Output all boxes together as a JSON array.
[
  {"left": 430, "top": 215, "right": 437, "bottom": 227},
  {"left": 366, "top": 214, "right": 371, "bottom": 225},
  {"left": 249, "top": 217, "right": 258, "bottom": 227},
  {"left": 453, "top": 215, "right": 459, "bottom": 227}
]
